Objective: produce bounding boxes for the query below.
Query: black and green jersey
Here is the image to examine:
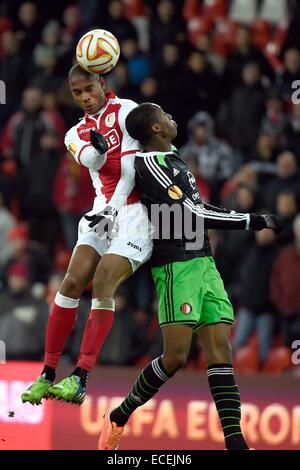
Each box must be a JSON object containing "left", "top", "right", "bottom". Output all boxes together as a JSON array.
[{"left": 134, "top": 146, "right": 250, "bottom": 267}]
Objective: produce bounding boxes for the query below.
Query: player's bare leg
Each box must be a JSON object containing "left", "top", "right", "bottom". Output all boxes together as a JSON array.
[
  {"left": 49, "top": 254, "right": 133, "bottom": 405},
  {"left": 197, "top": 323, "right": 250, "bottom": 450},
  {"left": 21, "top": 245, "right": 100, "bottom": 405},
  {"left": 99, "top": 324, "right": 193, "bottom": 449}
]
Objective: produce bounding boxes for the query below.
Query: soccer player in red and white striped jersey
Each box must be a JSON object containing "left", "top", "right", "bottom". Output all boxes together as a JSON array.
[{"left": 21, "top": 64, "right": 153, "bottom": 405}]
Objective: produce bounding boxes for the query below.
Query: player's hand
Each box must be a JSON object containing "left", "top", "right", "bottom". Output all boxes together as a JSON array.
[
  {"left": 249, "top": 214, "right": 283, "bottom": 235},
  {"left": 90, "top": 129, "right": 109, "bottom": 154},
  {"left": 85, "top": 205, "right": 118, "bottom": 238}
]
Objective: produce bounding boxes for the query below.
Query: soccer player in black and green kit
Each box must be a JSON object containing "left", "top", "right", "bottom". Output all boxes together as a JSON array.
[{"left": 98, "top": 103, "right": 282, "bottom": 450}]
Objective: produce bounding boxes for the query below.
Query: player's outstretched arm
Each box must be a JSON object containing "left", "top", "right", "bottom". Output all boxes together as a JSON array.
[{"left": 135, "top": 155, "right": 283, "bottom": 234}]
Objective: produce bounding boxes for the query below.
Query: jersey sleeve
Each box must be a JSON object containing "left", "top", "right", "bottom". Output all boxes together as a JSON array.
[
  {"left": 105, "top": 100, "right": 141, "bottom": 210},
  {"left": 64, "top": 126, "right": 107, "bottom": 170},
  {"left": 118, "top": 100, "right": 141, "bottom": 157},
  {"left": 135, "top": 154, "right": 250, "bottom": 230},
  {"left": 108, "top": 154, "right": 136, "bottom": 210}
]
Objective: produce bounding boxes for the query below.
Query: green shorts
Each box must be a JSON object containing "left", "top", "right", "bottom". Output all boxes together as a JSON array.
[{"left": 151, "top": 257, "right": 234, "bottom": 331}]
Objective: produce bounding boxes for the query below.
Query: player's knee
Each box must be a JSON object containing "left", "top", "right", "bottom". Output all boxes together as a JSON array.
[
  {"left": 61, "top": 272, "right": 85, "bottom": 298},
  {"left": 93, "top": 266, "right": 117, "bottom": 294},
  {"left": 163, "top": 350, "right": 189, "bottom": 375},
  {"left": 205, "top": 342, "right": 232, "bottom": 365}
]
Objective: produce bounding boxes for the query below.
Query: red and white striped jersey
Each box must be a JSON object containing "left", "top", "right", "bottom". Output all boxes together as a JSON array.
[{"left": 64, "top": 91, "right": 140, "bottom": 212}]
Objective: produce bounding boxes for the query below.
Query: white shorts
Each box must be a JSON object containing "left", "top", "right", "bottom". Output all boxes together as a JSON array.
[{"left": 76, "top": 202, "right": 153, "bottom": 272}]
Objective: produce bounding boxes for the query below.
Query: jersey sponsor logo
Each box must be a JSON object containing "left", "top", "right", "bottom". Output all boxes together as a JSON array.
[
  {"left": 79, "top": 127, "right": 95, "bottom": 135},
  {"left": 192, "top": 192, "right": 200, "bottom": 201},
  {"left": 105, "top": 112, "right": 116, "bottom": 128},
  {"left": 127, "top": 241, "right": 142, "bottom": 252},
  {"left": 180, "top": 303, "right": 193, "bottom": 315},
  {"left": 168, "top": 185, "right": 183, "bottom": 200},
  {"left": 187, "top": 171, "right": 196, "bottom": 190},
  {"left": 68, "top": 143, "right": 77, "bottom": 156},
  {"left": 103, "top": 129, "right": 120, "bottom": 152}
]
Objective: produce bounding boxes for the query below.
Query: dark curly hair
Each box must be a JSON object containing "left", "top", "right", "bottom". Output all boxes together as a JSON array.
[{"left": 125, "top": 102, "right": 160, "bottom": 146}]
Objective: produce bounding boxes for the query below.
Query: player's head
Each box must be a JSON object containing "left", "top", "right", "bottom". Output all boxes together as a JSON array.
[
  {"left": 68, "top": 63, "right": 106, "bottom": 115},
  {"left": 125, "top": 103, "right": 177, "bottom": 147}
]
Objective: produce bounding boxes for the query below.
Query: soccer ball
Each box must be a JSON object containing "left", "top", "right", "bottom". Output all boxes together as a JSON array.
[{"left": 76, "top": 29, "right": 120, "bottom": 74}]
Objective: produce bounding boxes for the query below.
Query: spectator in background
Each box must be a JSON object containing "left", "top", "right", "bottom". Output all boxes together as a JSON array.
[
  {"left": 180, "top": 111, "right": 234, "bottom": 202},
  {"left": 120, "top": 37, "right": 151, "bottom": 86},
  {"left": 275, "top": 190, "right": 298, "bottom": 246},
  {"left": 0, "top": 223, "right": 52, "bottom": 291},
  {"left": 260, "top": 89, "right": 288, "bottom": 141},
  {"left": 53, "top": 152, "right": 94, "bottom": 250},
  {"left": 153, "top": 42, "right": 181, "bottom": 96},
  {"left": 282, "top": 104, "right": 300, "bottom": 156},
  {"left": 271, "top": 214, "right": 300, "bottom": 348},
  {"left": 0, "top": 31, "right": 27, "bottom": 125},
  {"left": 100, "top": 286, "right": 149, "bottom": 366},
  {"left": 249, "top": 133, "right": 278, "bottom": 186},
  {"left": 0, "top": 192, "right": 15, "bottom": 267},
  {"left": 277, "top": 48, "right": 300, "bottom": 103},
  {"left": 233, "top": 229, "right": 279, "bottom": 368},
  {"left": 25, "top": 130, "right": 61, "bottom": 254},
  {"left": 214, "top": 184, "right": 257, "bottom": 303},
  {"left": 137, "top": 75, "right": 162, "bottom": 105},
  {"left": 61, "top": 4, "right": 83, "bottom": 49},
  {"left": 0, "top": 261, "right": 49, "bottom": 360},
  {"left": 105, "top": 0, "right": 137, "bottom": 42},
  {"left": 0, "top": 86, "right": 59, "bottom": 219},
  {"left": 224, "top": 61, "right": 266, "bottom": 162},
  {"left": 178, "top": 49, "right": 221, "bottom": 120},
  {"left": 223, "top": 25, "right": 274, "bottom": 98},
  {"left": 42, "top": 92, "right": 67, "bottom": 145},
  {"left": 220, "top": 164, "right": 258, "bottom": 204},
  {"left": 30, "top": 20, "right": 66, "bottom": 93},
  {"left": 14, "top": 2, "right": 41, "bottom": 56},
  {"left": 262, "top": 151, "right": 300, "bottom": 211},
  {"left": 149, "top": 0, "right": 186, "bottom": 55},
  {"left": 105, "top": 61, "right": 139, "bottom": 101}
]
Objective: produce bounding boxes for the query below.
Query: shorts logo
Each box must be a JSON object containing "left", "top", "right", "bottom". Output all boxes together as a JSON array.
[
  {"left": 168, "top": 185, "right": 183, "bottom": 200},
  {"left": 68, "top": 143, "right": 77, "bottom": 156},
  {"left": 105, "top": 112, "right": 116, "bottom": 128},
  {"left": 180, "top": 303, "right": 192, "bottom": 315},
  {"left": 127, "top": 241, "right": 142, "bottom": 252}
]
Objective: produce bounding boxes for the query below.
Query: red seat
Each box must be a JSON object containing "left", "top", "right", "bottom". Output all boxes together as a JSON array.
[
  {"left": 183, "top": 0, "right": 201, "bottom": 20},
  {"left": 187, "top": 17, "right": 213, "bottom": 46},
  {"left": 234, "top": 345, "right": 259, "bottom": 373},
  {"left": 54, "top": 248, "right": 72, "bottom": 272},
  {"left": 263, "top": 347, "right": 291, "bottom": 374},
  {"left": 212, "top": 19, "right": 239, "bottom": 56},
  {"left": 123, "top": 0, "right": 146, "bottom": 18},
  {"left": 251, "top": 19, "right": 271, "bottom": 49},
  {"left": 272, "top": 20, "right": 289, "bottom": 47},
  {"left": 264, "top": 42, "right": 284, "bottom": 71},
  {"left": 202, "top": 0, "right": 228, "bottom": 22}
]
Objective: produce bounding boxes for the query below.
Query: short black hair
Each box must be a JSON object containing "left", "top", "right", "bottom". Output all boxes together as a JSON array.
[
  {"left": 125, "top": 103, "right": 160, "bottom": 146},
  {"left": 68, "top": 63, "right": 99, "bottom": 82}
]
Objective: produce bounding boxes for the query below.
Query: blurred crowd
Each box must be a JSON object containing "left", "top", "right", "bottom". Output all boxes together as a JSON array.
[{"left": 0, "top": 0, "right": 300, "bottom": 373}]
